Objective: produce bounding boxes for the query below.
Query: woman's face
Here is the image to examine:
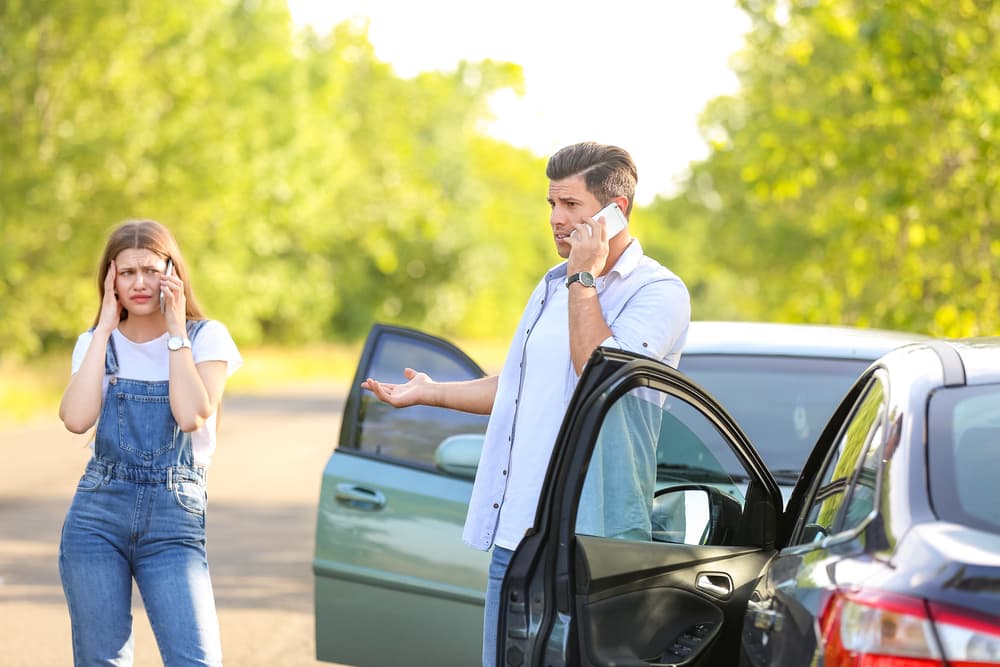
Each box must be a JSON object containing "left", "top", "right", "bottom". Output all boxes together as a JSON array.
[{"left": 113, "top": 248, "right": 170, "bottom": 316}]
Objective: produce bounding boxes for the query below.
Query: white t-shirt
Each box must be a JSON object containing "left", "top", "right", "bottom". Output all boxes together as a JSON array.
[{"left": 71, "top": 320, "right": 243, "bottom": 467}]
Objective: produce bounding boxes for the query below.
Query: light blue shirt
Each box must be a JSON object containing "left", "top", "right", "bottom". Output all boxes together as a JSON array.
[{"left": 462, "top": 240, "right": 690, "bottom": 551}]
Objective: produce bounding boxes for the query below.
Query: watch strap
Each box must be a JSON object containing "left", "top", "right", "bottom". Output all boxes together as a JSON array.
[{"left": 566, "top": 271, "right": 596, "bottom": 288}]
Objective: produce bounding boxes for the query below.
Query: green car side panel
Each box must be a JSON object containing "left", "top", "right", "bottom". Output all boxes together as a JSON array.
[{"left": 314, "top": 450, "right": 487, "bottom": 665}]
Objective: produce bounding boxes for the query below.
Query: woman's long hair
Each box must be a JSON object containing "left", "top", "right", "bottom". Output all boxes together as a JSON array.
[{"left": 93, "top": 219, "right": 206, "bottom": 326}]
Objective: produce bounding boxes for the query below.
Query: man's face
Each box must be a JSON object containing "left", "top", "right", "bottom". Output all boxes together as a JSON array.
[{"left": 547, "top": 175, "right": 602, "bottom": 258}]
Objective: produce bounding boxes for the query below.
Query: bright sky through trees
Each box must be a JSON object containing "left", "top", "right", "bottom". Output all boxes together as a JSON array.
[{"left": 287, "top": 1, "right": 750, "bottom": 204}]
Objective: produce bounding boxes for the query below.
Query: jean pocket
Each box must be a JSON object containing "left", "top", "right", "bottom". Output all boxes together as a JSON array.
[
  {"left": 76, "top": 469, "right": 104, "bottom": 492},
  {"left": 173, "top": 481, "right": 207, "bottom": 515}
]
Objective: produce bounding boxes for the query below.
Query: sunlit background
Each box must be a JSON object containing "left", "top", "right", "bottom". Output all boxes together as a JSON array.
[
  {"left": 3, "top": 0, "right": 999, "bottom": 419},
  {"left": 287, "top": 0, "right": 751, "bottom": 204}
]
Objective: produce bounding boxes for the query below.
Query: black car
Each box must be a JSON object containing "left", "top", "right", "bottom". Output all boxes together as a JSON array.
[{"left": 499, "top": 339, "right": 1000, "bottom": 666}]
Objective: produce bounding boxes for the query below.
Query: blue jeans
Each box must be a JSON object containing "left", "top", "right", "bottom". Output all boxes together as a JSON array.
[
  {"left": 483, "top": 545, "right": 514, "bottom": 667},
  {"left": 59, "top": 461, "right": 221, "bottom": 666}
]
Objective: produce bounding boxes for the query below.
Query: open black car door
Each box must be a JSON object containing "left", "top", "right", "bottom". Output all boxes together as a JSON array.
[{"left": 499, "top": 348, "right": 782, "bottom": 666}]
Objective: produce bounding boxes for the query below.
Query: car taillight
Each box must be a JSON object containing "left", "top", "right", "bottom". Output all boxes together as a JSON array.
[
  {"left": 820, "top": 590, "right": 1000, "bottom": 666},
  {"left": 928, "top": 601, "right": 1000, "bottom": 666}
]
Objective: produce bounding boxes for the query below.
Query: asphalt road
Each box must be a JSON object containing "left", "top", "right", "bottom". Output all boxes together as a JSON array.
[{"left": 0, "top": 387, "right": 353, "bottom": 667}]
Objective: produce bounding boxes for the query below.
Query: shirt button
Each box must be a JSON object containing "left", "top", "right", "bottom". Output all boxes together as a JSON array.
[
  {"left": 502, "top": 470, "right": 507, "bottom": 475},
  {"left": 643, "top": 341, "right": 649, "bottom": 348},
  {"left": 493, "top": 503, "right": 499, "bottom": 509}
]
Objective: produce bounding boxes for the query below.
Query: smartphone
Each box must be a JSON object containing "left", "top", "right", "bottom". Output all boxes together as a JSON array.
[
  {"left": 160, "top": 259, "right": 173, "bottom": 313},
  {"left": 593, "top": 202, "right": 628, "bottom": 238}
]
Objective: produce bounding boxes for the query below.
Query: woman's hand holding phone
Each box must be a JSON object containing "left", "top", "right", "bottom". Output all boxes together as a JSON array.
[
  {"left": 159, "top": 259, "right": 173, "bottom": 313},
  {"left": 159, "top": 259, "right": 186, "bottom": 327}
]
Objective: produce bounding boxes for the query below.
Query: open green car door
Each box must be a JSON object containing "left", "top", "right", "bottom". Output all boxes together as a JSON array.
[{"left": 314, "top": 324, "right": 490, "bottom": 666}]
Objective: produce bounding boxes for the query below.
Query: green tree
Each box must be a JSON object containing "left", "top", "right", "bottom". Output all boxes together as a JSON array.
[
  {"left": 0, "top": 1, "right": 544, "bottom": 359},
  {"left": 651, "top": 0, "right": 999, "bottom": 335}
]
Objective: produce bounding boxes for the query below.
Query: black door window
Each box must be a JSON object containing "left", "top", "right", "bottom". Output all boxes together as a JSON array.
[
  {"left": 574, "top": 385, "right": 755, "bottom": 547},
  {"left": 345, "top": 326, "right": 489, "bottom": 469},
  {"left": 796, "top": 375, "right": 886, "bottom": 544}
]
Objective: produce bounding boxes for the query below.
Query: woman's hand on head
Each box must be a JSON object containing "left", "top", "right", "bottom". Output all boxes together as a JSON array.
[{"left": 96, "top": 260, "right": 122, "bottom": 334}]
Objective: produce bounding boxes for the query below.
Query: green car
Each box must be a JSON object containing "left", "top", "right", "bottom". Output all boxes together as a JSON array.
[{"left": 313, "top": 321, "right": 923, "bottom": 666}]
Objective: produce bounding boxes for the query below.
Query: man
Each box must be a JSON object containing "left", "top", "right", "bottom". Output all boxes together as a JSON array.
[{"left": 362, "top": 141, "right": 690, "bottom": 666}]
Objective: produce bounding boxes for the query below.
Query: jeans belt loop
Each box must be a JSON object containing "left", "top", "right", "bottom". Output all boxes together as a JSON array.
[{"left": 167, "top": 467, "right": 173, "bottom": 491}]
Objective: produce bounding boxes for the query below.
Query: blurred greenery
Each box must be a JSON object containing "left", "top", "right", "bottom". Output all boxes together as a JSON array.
[
  {"left": 3, "top": 0, "right": 1000, "bottom": 422},
  {"left": 652, "top": 0, "right": 1000, "bottom": 335}
]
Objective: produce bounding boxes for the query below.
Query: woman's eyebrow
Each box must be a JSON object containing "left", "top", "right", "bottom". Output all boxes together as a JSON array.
[{"left": 117, "top": 262, "right": 162, "bottom": 271}]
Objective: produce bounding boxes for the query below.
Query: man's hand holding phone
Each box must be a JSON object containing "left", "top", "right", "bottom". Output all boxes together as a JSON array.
[
  {"left": 567, "top": 201, "right": 628, "bottom": 275},
  {"left": 593, "top": 202, "right": 628, "bottom": 239}
]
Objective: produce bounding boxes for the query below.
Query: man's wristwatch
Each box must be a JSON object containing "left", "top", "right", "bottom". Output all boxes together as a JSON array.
[
  {"left": 167, "top": 335, "right": 192, "bottom": 351},
  {"left": 566, "top": 271, "right": 596, "bottom": 288}
]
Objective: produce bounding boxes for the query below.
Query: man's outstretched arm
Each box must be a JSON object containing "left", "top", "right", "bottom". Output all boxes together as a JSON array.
[{"left": 362, "top": 370, "right": 499, "bottom": 415}]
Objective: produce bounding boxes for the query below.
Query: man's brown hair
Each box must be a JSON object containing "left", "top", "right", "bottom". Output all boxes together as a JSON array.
[{"left": 545, "top": 141, "right": 638, "bottom": 215}]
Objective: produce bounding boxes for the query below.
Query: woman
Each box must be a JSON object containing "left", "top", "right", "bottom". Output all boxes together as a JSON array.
[{"left": 58, "top": 219, "right": 242, "bottom": 666}]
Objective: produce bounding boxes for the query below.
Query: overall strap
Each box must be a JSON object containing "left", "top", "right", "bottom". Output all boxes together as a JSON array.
[
  {"left": 186, "top": 319, "right": 209, "bottom": 342},
  {"left": 94, "top": 320, "right": 209, "bottom": 377},
  {"left": 87, "top": 327, "right": 120, "bottom": 377}
]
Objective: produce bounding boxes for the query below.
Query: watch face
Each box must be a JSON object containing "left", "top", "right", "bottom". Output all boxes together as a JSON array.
[
  {"left": 566, "top": 271, "right": 597, "bottom": 288},
  {"left": 167, "top": 336, "right": 189, "bottom": 351}
]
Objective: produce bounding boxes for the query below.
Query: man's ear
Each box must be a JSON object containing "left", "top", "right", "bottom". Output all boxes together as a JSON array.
[{"left": 615, "top": 195, "right": 631, "bottom": 217}]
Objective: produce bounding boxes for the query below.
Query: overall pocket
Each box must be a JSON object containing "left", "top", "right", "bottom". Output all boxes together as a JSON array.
[
  {"left": 74, "top": 467, "right": 105, "bottom": 492},
  {"left": 173, "top": 480, "right": 207, "bottom": 516},
  {"left": 116, "top": 392, "right": 177, "bottom": 461}
]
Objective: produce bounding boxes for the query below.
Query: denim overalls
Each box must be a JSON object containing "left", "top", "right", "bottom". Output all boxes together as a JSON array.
[{"left": 59, "top": 320, "right": 223, "bottom": 666}]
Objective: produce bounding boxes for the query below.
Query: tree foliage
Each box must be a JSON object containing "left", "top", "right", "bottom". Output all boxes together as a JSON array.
[
  {"left": 0, "top": 0, "right": 545, "bottom": 359},
  {"left": 652, "top": 0, "right": 1000, "bottom": 335},
  {"left": 6, "top": 0, "right": 1000, "bottom": 363}
]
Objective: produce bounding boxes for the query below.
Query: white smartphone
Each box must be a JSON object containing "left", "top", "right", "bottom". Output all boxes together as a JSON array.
[
  {"left": 160, "top": 259, "right": 173, "bottom": 313},
  {"left": 593, "top": 202, "right": 628, "bottom": 238}
]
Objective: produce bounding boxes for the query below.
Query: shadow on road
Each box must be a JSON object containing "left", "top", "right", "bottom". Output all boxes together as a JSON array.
[
  {"left": 0, "top": 388, "right": 347, "bottom": 665},
  {"left": 0, "top": 496, "right": 322, "bottom": 615}
]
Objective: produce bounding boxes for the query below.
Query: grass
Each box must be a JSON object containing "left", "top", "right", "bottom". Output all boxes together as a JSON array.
[
  {"left": 0, "top": 355, "right": 70, "bottom": 425},
  {"left": 0, "top": 337, "right": 511, "bottom": 425}
]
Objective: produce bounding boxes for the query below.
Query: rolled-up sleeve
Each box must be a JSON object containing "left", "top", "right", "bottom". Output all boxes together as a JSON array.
[{"left": 603, "top": 276, "right": 690, "bottom": 369}]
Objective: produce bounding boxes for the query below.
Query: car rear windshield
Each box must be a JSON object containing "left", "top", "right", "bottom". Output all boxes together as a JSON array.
[
  {"left": 927, "top": 384, "right": 1000, "bottom": 535},
  {"left": 678, "top": 354, "right": 871, "bottom": 482}
]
